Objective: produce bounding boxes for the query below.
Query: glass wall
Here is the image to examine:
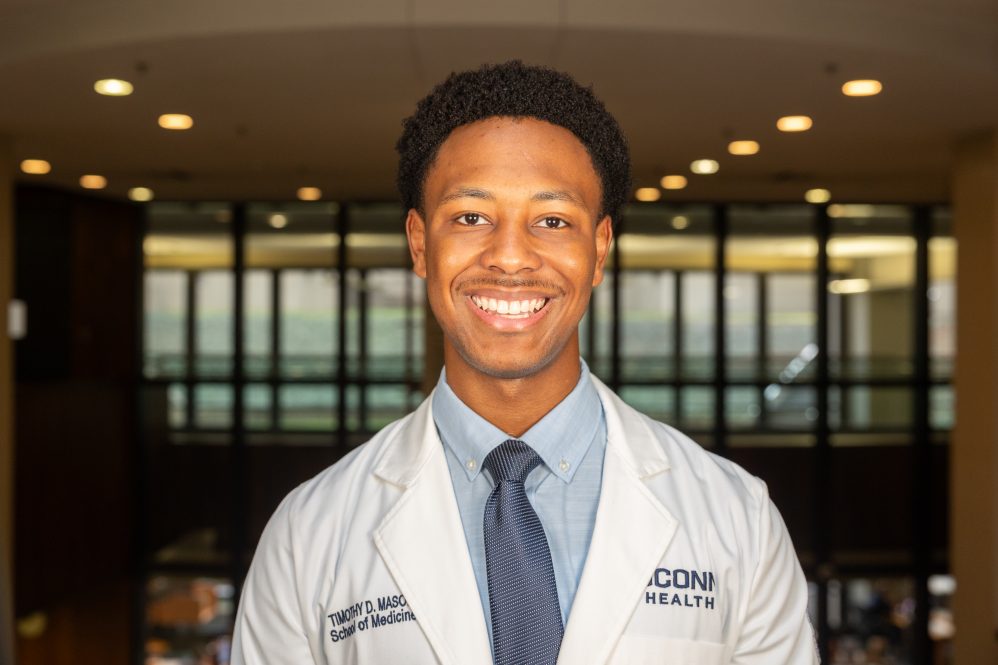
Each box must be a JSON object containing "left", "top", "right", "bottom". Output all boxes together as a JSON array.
[
  {"left": 244, "top": 202, "right": 340, "bottom": 439},
  {"left": 928, "top": 209, "right": 955, "bottom": 433},
  {"left": 139, "top": 200, "right": 953, "bottom": 665},
  {"left": 827, "top": 204, "right": 916, "bottom": 438},
  {"left": 139, "top": 201, "right": 423, "bottom": 664},
  {"left": 612, "top": 204, "right": 716, "bottom": 440},
  {"left": 142, "top": 202, "right": 236, "bottom": 662},
  {"left": 726, "top": 204, "right": 818, "bottom": 441}
]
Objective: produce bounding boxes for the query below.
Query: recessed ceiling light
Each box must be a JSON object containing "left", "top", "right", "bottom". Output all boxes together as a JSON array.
[
  {"left": 805, "top": 188, "right": 831, "bottom": 204},
  {"left": 79, "top": 175, "right": 107, "bottom": 189},
  {"left": 635, "top": 188, "right": 661, "bottom": 202},
  {"left": 268, "top": 213, "right": 289, "bottom": 229},
  {"left": 660, "top": 175, "right": 687, "bottom": 190},
  {"left": 777, "top": 116, "right": 813, "bottom": 132},
  {"left": 128, "top": 187, "right": 154, "bottom": 202},
  {"left": 297, "top": 187, "right": 322, "bottom": 201},
  {"left": 842, "top": 80, "right": 883, "bottom": 97},
  {"left": 94, "top": 79, "right": 134, "bottom": 96},
  {"left": 690, "top": 159, "right": 719, "bottom": 175},
  {"left": 728, "top": 140, "right": 760, "bottom": 156},
  {"left": 20, "top": 159, "right": 51, "bottom": 175},
  {"left": 671, "top": 215, "right": 689, "bottom": 230},
  {"left": 158, "top": 114, "right": 194, "bottom": 130}
]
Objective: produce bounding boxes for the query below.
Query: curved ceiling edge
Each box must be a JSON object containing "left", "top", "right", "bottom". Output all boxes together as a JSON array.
[{"left": 0, "top": 0, "right": 994, "bottom": 77}]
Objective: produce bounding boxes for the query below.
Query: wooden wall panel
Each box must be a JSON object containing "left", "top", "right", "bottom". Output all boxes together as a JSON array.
[{"left": 13, "top": 186, "right": 139, "bottom": 664}]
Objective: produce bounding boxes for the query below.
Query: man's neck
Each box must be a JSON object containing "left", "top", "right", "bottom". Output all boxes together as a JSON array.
[{"left": 443, "top": 347, "right": 582, "bottom": 438}]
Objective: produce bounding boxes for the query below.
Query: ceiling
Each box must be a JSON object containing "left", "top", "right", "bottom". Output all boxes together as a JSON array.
[{"left": 1, "top": 0, "right": 997, "bottom": 204}]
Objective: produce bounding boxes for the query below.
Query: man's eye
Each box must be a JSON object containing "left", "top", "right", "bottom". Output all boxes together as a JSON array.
[
  {"left": 457, "top": 213, "right": 485, "bottom": 225},
  {"left": 538, "top": 217, "right": 568, "bottom": 229}
]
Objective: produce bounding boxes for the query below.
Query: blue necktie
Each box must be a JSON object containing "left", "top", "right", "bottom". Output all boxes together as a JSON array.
[{"left": 483, "top": 439, "right": 564, "bottom": 665}]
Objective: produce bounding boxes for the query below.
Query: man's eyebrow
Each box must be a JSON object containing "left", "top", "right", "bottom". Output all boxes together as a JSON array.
[
  {"left": 437, "top": 187, "right": 587, "bottom": 207},
  {"left": 439, "top": 187, "right": 494, "bottom": 204},
  {"left": 531, "top": 190, "right": 586, "bottom": 206}
]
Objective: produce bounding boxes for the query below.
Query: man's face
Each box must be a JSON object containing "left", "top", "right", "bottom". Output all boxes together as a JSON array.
[{"left": 406, "top": 116, "right": 612, "bottom": 381}]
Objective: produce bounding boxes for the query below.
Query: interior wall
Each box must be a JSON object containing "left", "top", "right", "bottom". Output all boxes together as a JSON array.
[
  {"left": 15, "top": 581, "right": 132, "bottom": 665},
  {"left": 951, "top": 131, "right": 998, "bottom": 665},
  {"left": 0, "top": 134, "right": 17, "bottom": 665},
  {"left": 13, "top": 186, "right": 140, "bottom": 665}
]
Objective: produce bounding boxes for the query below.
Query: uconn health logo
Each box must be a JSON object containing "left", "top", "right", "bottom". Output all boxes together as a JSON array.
[{"left": 645, "top": 567, "right": 717, "bottom": 610}]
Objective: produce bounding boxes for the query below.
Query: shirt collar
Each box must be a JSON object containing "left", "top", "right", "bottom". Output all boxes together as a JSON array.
[{"left": 431, "top": 359, "right": 603, "bottom": 484}]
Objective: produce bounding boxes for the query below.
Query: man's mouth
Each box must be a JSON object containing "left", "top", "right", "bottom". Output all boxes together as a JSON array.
[{"left": 469, "top": 295, "right": 550, "bottom": 319}]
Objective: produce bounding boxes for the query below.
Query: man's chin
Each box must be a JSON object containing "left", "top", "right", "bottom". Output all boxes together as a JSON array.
[{"left": 454, "top": 343, "right": 567, "bottom": 381}]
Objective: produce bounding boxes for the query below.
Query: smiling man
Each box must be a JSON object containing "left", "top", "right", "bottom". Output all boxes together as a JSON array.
[{"left": 233, "top": 61, "right": 818, "bottom": 665}]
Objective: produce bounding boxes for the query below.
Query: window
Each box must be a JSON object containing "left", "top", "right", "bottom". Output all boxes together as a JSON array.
[{"left": 139, "top": 200, "right": 953, "bottom": 665}]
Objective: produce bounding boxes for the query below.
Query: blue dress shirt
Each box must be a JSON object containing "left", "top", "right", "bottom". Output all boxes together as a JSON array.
[{"left": 432, "top": 360, "right": 607, "bottom": 634}]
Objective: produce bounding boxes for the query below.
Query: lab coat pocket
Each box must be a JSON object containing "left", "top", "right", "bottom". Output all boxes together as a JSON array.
[{"left": 608, "top": 635, "right": 727, "bottom": 665}]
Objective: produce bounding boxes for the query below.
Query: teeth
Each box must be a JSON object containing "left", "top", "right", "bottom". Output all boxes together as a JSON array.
[{"left": 471, "top": 295, "right": 548, "bottom": 317}]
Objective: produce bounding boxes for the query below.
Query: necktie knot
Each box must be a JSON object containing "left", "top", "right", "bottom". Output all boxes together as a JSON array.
[{"left": 484, "top": 439, "right": 542, "bottom": 484}]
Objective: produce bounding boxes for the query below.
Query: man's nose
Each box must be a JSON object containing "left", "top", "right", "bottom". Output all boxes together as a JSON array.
[{"left": 481, "top": 220, "right": 542, "bottom": 274}]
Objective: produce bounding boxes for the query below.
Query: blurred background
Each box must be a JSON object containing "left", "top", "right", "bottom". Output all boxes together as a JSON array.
[{"left": 0, "top": 1, "right": 996, "bottom": 664}]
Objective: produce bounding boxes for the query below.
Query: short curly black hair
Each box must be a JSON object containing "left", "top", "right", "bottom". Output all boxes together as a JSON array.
[{"left": 396, "top": 60, "right": 631, "bottom": 223}]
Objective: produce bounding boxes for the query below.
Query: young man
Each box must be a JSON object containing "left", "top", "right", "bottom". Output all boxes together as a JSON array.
[{"left": 232, "top": 62, "right": 818, "bottom": 665}]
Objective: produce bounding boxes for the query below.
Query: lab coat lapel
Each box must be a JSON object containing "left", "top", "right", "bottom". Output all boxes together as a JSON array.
[
  {"left": 558, "top": 379, "right": 679, "bottom": 665},
  {"left": 373, "top": 394, "right": 493, "bottom": 665}
]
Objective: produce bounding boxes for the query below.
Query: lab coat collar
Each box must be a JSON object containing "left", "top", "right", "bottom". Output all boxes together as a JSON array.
[
  {"left": 371, "top": 393, "right": 439, "bottom": 488},
  {"left": 372, "top": 373, "right": 679, "bottom": 665},
  {"left": 372, "top": 391, "right": 494, "bottom": 665},
  {"left": 557, "top": 376, "right": 679, "bottom": 664},
  {"left": 371, "top": 372, "right": 671, "bottom": 486},
  {"left": 590, "top": 374, "right": 672, "bottom": 478}
]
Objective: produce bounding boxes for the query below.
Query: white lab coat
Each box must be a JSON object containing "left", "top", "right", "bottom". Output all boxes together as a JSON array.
[{"left": 232, "top": 376, "right": 818, "bottom": 664}]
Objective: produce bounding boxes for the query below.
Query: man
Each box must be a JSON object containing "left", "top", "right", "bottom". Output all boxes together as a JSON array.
[{"left": 232, "top": 61, "right": 818, "bottom": 665}]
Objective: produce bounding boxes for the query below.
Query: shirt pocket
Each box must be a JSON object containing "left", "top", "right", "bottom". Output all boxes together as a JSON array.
[{"left": 608, "top": 635, "right": 727, "bottom": 665}]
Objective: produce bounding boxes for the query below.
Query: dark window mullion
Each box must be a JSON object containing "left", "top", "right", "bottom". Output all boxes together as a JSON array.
[
  {"left": 674, "top": 270, "right": 684, "bottom": 425},
  {"left": 610, "top": 221, "right": 622, "bottom": 390},
  {"left": 230, "top": 202, "right": 248, "bottom": 599},
  {"left": 336, "top": 206, "right": 349, "bottom": 449},
  {"left": 839, "top": 268, "right": 851, "bottom": 428},
  {"left": 713, "top": 204, "right": 727, "bottom": 453},
  {"left": 185, "top": 270, "right": 197, "bottom": 430},
  {"left": 912, "top": 204, "right": 932, "bottom": 665},
  {"left": 404, "top": 267, "right": 415, "bottom": 403},
  {"left": 133, "top": 209, "right": 151, "bottom": 665},
  {"left": 358, "top": 268, "right": 369, "bottom": 432},
  {"left": 757, "top": 272, "right": 769, "bottom": 429},
  {"left": 814, "top": 203, "right": 831, "bottom": 663},
  {"left": 270, "top": 268, "right": 281, "bottom": 432}
]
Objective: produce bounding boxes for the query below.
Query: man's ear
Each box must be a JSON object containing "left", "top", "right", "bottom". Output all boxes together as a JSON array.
[
  {"left": 592, "top": 215, "right": 613, "bottom": 287},
  {"left": 405, "top": 208, "right": 427, "bottom": 278}
]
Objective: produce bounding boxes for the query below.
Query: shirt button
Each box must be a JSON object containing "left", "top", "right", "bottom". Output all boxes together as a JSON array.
[
  {"left": 466, "top": 458, "right": 477, "bottom": 471},
  {"left": 559, "top": 459, "right": 570, "bottom": 473}
]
